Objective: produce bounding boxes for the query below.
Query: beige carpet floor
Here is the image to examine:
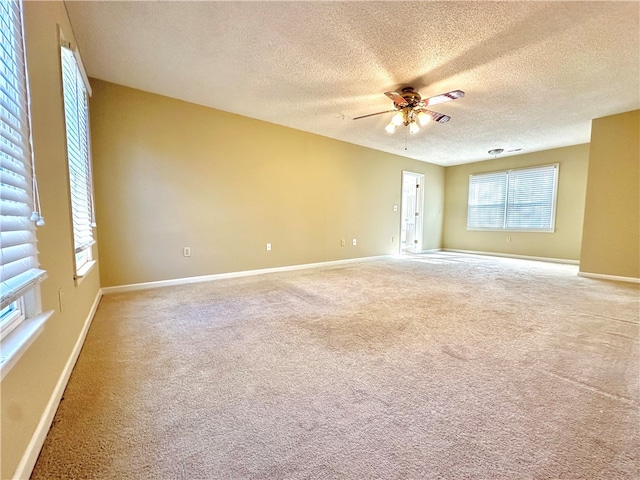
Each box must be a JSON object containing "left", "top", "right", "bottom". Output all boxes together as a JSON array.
[{"left": 31, "top": 253, "right": 639, "bottom": 479}]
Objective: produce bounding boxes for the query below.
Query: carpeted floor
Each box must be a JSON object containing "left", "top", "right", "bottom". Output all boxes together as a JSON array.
[{"left": 31, "top": 253, "right": 639, "bottom": 479}]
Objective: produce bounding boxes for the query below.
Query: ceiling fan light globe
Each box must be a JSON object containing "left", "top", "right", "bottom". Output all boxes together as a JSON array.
[
  {"left": 391, "top": 112, "right": 404, "bottom": 126},
  {"left": 385, "top": 122, "right": 396, "bottom": 134},
  {"left": 417, "top": 111, "right": 430, "bottom": 126},
  {"left": 409, "top": 122, "right": 420, "bottom": 134}
]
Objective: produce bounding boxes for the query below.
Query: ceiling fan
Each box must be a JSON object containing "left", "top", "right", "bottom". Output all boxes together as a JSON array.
[{"left": 354, "top": 87, "right": 465, "bottom": 134}]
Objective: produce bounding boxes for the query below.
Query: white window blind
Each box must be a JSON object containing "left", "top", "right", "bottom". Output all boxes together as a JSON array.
[
  {"left": 60, "top": 46, "right": 95, "bottom": 273},
  {"left": 0, "top": 0, "right": 46, "bottom": 310},
  {"left": 505, "top": 165, "right": 557, "bottom": 230},
  {"left": 467, "top": 171, "right": 507, "bottom": 229},
  {"left": 467, "top": 164, "right": 558, "bottom": 232}
]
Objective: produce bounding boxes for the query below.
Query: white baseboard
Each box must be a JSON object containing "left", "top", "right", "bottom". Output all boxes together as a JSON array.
[
  {"left": 442, "top": 248, "right": 579, "bottom": 265},
  {"left": 577, "top": 271, "right": 640, "bottom": 284},
  {"left": 102, "top": 255, "right": 388, "bottom": 294},
  {"left": 13, "top": 289, "right": 103, "bottom": 480}
]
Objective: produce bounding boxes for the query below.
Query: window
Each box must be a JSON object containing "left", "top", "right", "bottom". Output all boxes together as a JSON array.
[
  {"left": 1, "top": 298, "right": 25, "bottom": 341},
  {"left": 467, "top": 164, "right": 559, "bottom": 231},
  {"left": 60, "top": 45, "right": 95, "bottom": 276},
  {"left": 1, "top": 0, "right": 50, "bottom": 378}
]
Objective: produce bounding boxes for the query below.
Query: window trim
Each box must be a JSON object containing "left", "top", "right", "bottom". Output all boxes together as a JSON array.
[
  {"left": 1, "top": 297, "right": 26, "bottom": 342},
  {"left": 1, "top": 309, "right": 53, "bottom": 381},
  {"left": 467, "top": 163, "right": 559, "bottom": 233}
]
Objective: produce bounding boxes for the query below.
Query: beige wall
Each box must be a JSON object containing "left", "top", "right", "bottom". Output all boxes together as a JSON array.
[
  {"left": 90, "top": 80, "right": 444, "bottom": 287},
  {"left": 443, "top": 145, "right": 590, "bottom": 261},
  {"left": 580, "top": 110, "right": 639, "bottom": 279},
  {"left": 1, "top": 3, "right": 102, "bottom": 479}
]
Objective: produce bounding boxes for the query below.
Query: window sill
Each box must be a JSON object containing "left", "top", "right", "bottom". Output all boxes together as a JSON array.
[
  {"left": 74, "top": 260, "right": 96, "bottom": 285},
  {"left": 0, "top": 310, "right": 54, "bottom": 381}
]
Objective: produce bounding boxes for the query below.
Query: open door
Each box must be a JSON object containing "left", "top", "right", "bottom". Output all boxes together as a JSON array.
[{"left": 400, "top": 171, "right": 424, "bottom": 254}]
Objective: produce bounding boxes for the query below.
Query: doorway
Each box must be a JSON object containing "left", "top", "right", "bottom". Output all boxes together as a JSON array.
[{"left": 400, "top": 171, "right": 425, "bottom": 254}]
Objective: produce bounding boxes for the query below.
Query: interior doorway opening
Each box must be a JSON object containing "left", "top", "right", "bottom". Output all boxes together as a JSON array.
[{"left": 400, "top": 171, "right": 425, "bottom": 254}]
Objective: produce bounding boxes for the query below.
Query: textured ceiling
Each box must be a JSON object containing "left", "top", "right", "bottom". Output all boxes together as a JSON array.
[{"left": 64, "top": 1, "right": 640, "bottom": 166}]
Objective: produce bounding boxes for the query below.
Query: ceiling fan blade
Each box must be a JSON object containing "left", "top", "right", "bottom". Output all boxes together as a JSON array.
[
  {"left": 419, "top": 109, "right": 451, "bottom": 123},
  {"left": 384, "top": 91, "right": 409, "bottom": 107},
  {"left": 423, "top": 90, "right": 465, "bottom": 106},
  {"left": 353, "top": 109, "right": 397, "bottom": 120}
]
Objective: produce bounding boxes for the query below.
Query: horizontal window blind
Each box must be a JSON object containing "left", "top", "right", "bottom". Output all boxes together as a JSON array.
[
  {"left": 467, "top": 171, "right": 507, "bottom": 229},
  {"left": 0, "top": 0, "right": 46, "bottom": 310},
  {"left": 467, "top": 164, "right": 558, "bottom": 231},
  {"left": 505, "top": 165, "right": 557, "bottom": 230},
  {"left": 61, "top": 46, "right": 95, "bottom": 271}
]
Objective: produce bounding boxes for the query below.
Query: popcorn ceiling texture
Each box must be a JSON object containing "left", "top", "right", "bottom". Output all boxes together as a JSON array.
[
  {"left": 31, "top": 253, "right": 639, "bottom": 479},
  {"left": 64, "top": 1, "right": 639, "bottom": 166}
]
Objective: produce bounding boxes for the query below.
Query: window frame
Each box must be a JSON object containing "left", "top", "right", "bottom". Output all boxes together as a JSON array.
[
  {"left": 467, "top": 163, "right": 559, "bottom": 233},
  {"left": 0, "top": 297, "right": 26, "bottom": 342}
]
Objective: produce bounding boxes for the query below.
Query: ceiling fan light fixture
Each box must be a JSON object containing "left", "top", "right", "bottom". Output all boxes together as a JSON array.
[
  {"left": 417, "top": 111, "right": 430, "bottom": 126},
  {"left": 409, "top": 121, "right": 420, "bottom": 135},
  {"left": 391, "top": 112, "right": 404, "bottom": 126},
  {"left": 385, "top": 122, "right": 397, "bottom": 134}
]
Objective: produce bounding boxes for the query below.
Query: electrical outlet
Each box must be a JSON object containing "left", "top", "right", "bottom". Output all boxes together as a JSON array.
[
  {"left": 266, "top": 243, "right": 272, "bottom": 251},
  {"left": 393, "top": 205, "right": 398, "bottom": 212},
  {"left": 183, "top": 247, "right": 191, "bottom": 257},
  {"left": 341, "top": 239, "right": 346, "bottom": 246},
  {"left": 352, "top": 238, "right": 357, "bottom": 246}
]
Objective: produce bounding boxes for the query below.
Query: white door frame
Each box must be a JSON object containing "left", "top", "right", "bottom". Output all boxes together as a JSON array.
[{"left": 400, "top": 171, "right": 425, "bottom": 254}]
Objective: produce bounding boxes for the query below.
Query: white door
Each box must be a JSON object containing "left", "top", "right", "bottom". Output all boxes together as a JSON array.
[{"left": 400, "top": 171, "right": 424, "bottom": 254}]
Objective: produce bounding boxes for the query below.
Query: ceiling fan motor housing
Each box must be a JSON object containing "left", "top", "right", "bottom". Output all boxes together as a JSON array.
[
  {"left": 400, "top": 87, "right": 422, "bottom": 106},
  {"left": 396, "top": 87, "right": 423, "bottom": 125}
]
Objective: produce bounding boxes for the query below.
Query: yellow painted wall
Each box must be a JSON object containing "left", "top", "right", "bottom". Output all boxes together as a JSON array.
[
  {"left": 0, "top": 3, "right": 102, "bottom": 479},
  {"left": 89, "top": 80, "right": 445, "bottom": 287},
  {"left": 580, "top": 110, "right": 639, "bottom": 279},
  {"left": 443, "top": 145, "right": 590, "bottom": 261}
]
